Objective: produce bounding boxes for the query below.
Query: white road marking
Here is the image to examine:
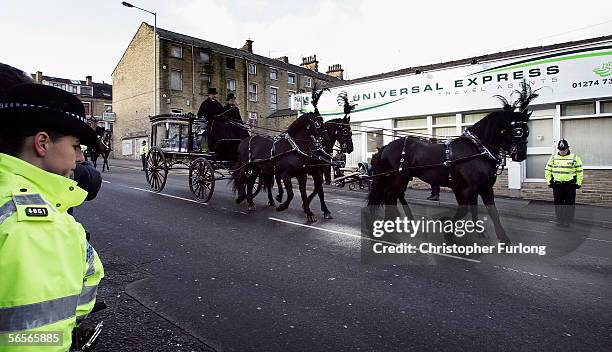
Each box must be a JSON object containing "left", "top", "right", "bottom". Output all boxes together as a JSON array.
[
  {"left": 102, "top": 180, "right": 111, "bottom": 184},
  {"left": 493, "top": 265, "right": 559, "bottom": 281},
  {"left": 268, "top": 217, "right": 481, "bottom": 263},
  {"left": 585, "top": 237, "right": 612, "bottom": 244},
  {"left": 129, "top": 186, "right": 208, "bottom": 205}
]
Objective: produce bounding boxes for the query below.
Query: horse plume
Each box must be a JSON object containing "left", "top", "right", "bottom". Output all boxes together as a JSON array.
[
  {"left": 513, "top": 80, "right": 540, "bottom": 115},
  {"left": 493, "top": 95, "right": 513, "bottom": 111},
  {"left": 311, "top": 81, "right": 329, "bottom": 115},
  {"left": 337, "top": 91, "right": 357, "bottom": 116}
]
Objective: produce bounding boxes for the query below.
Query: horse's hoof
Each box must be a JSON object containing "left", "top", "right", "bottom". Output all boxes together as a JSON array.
[
  {"left": 323, "top": 213, "right": 333, "bottom": 220},
  {"left": 307, "top": 215, "right": 317, "bottom": 224},
  {"left": 276, "top": 195, "right": 283, "bottom": 202},
  {"left": 236, "top": 195, "right": 246, "bottom": 204},
  {"left": 268, "top": 201, "right": 276, "bottom": 207},
  {"left": 276, "top": 205, "right": 287, "bottom": 212},
  {"left": 247, "top": 204, "right": 256, "bottom": 212}
]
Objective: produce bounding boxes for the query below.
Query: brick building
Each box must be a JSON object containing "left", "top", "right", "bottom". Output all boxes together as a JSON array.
[
  {"left": 112, "top": 22, "right": 340, "bottom": 159},
  {"left": 296, "top": 35, "right": 612, "bottom": 206},
  {"left": 32, "top": 71, "right": 114, "bottom": 131}
]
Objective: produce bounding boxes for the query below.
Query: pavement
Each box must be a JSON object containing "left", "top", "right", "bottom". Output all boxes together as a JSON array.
[
  {"left": 76, "top": 163, "right": 612, "bottom": 352},
  {"left": 108, "top": 157, "right": 612, "bottom": 229}
]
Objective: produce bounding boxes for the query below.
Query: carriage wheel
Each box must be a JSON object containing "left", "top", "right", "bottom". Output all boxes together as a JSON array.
[
  {"left": 189, "top": 157, "right": 215, "bottom": 202},
  {"left": 145, "top": 147, "right": 168, "bottom": 192}
]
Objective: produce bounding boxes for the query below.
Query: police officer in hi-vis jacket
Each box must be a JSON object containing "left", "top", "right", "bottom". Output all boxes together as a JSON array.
[
  {"left": 545, "top": 139, "right": 583, "bottom": 226},
  {"left": 0, "top": 82, "right": 104, "bottom": 352}
]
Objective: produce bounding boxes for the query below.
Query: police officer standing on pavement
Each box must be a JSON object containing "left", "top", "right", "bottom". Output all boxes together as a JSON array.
[
  {"left": 545, "top": 139, "right": 584, "bottom": 226},
  {"left": 140, "top": 140, "right": 148, "bottom": 171},
  {"left": 0, "top": 82, "right": 104, "bottom": 352}
]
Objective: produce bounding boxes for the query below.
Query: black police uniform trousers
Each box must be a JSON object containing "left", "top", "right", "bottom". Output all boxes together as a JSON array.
[
  {"left": 141, "top": 153, "right": 147, "bottom": 171},
  {"left": 552, "top": 182, "right": 576, "bottom": 225}
]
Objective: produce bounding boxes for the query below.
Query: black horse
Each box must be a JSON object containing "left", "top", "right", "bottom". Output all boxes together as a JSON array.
[
  {"left": 368, "top": 83, "right": 539, "bottom": 243},
  {"left": 276, "top": 92, "right": 356, "bottom": 219},
  {"left": 232, "top": 90, "right": 330, "bottom": 223},
  {"left": 207, "top": 107, "right": 250, "bottom": 157},
  {"left": 91, "top": 130, "right": 112, "bottom": 173}
]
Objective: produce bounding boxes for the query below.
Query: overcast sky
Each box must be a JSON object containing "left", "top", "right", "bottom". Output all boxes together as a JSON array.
[{"left": 1, "top": 0, "right": 611, "bottom": 83}]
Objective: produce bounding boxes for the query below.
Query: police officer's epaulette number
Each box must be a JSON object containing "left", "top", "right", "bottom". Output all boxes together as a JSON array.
[{"left": 25, "top": 207, "right": 48, "bottom": 217}]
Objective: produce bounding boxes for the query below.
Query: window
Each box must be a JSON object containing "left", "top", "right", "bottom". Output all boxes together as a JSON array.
[
  {"left": 270, "top": 87, "right": 278, "bottom": 111},
  {"left": 270, "top": 69, "right": 278, "bottom": 80},
  {"left": 561, "top": 102, "right": 595, "bottom": 116},
  {"left": 304, "top": 76, "right": 312, "bottom": 88},
  {"left": 432, "top": 115, "right": 455, "bottom": 125},
  {"left": 288, "top": 73, "right": 296, "bottom": 84},
  {"left": 50, "top": 82, "right": 66, "bottom": 90},
  {"left": 170, "top": 45, "right": 183, "bottom": 59},
  {"left": 525, "top": 154, "right": 550, "bottom": 179},
  {"left": 462, "top": 112, "right": 487, "bottom": 125},
  {"left": 68, "top": 85, "right": 78, "bottom": 94},
  {"left": 396, "top": 116, "right": 427, "bottom": 129},
  {"left": 170, "top": 69, "right": 183, "bottom": 91},
  {"left": 82, "top": 102, "right": 91, "bottom": 117},
  {"left": 601, "top": 100, "right": 612, "bottom": 114},
  {"left": 248, "top": 83, "right": 258, "bottom": 102},
  {"left": 80, "top": 86, "right": 93, "bottom": 96},
  {"left": 562, "top": 117, "right": 612, "bottom": 166},
  {"left": 226, "top": 57, "right": 235, "bottom": 69},
  {"left": 200, "top": 52, "right": 210, "bottom": 63},
  {"left": 200, "top": 74, "right": 211, "bottom": 82},
  {"left": 227, "top": 79, "right": 236, "bottom": 93},
  {"left": 104, "top": 104, "right": 112, "bottom": 113},
  {"left": 288, "top": 91, "right": 296, "bottom": 109},
  {"left": 433, "top": 127, "right": 456, "bottom": 137},
  {"left": 249, "top": 112, "right": 258, "bottom": 120},
  {"left": 248, "top": 63, "right": 257, "bottom": 75}
]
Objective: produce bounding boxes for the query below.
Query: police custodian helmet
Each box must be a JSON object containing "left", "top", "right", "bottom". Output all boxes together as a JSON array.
[
  {"left": 0, "top": 83, "right": 97, "bottom": 146},
  {"left": 557, "top": 139, "right": 569, "bottom": 150}
]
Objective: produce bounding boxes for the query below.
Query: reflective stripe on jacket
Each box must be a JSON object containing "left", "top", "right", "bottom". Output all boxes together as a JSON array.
[
  {"left": 544, "top": 152, "right": 583, "bottom": 185},
  {"left": 0, "top": 153, "right": 104, "bottom": 352}
]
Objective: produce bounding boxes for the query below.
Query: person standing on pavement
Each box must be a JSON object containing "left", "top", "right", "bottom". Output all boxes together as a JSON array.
[
  {"left": 0, "top": 83, "right": 104, "bottom": 352},
  {"left": 545, "top": 139, "right": 583, "bottom": 226},
  {"left": 427, "top": 184, "right": 440, "bottom": 201},
  {"left": 140, "top": 140, "right": 149, "bottom": 171}
]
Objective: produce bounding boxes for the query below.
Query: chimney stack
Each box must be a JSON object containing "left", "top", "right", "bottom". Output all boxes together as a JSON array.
[
  {"left": 241, "top": 39, "right": 254, "bottom": 54},
  {"left": 35, "top": 71, "right": 43, "bottom": 83},
  {"left": 300, "top": 55, "right": 319, "bottom": 72},
  {"left": 86, "top": 75, "right": 92, "bottom": 86},
  {"left": 275, "top": 56, "right": 289, "bottom": 64},
  {"left": 326, "top": 64, "right": 344, "bottom": 80}
]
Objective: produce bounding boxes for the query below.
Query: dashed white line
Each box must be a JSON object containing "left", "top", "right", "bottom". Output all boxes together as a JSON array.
[
  {"left": 268, "top": 217, "right": 481, "bottom": 263},
  {"left": 129, "top": 186, "right": 208, "bottom": 205},
  {"left": 102, "top": 180, "right": 111, "bottom": 184},
  {"left": 585, "top": 237, "right": 612, "bottom": 243}
]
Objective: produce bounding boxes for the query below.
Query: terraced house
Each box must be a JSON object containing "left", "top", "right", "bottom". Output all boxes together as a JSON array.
[{"left": 112, "top": 22, "right": 341, "bottom": 160}]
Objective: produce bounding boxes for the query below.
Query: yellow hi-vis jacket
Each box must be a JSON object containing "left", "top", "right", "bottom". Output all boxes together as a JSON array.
[
  {"left": 0, "top": 153, "right": 104, "bottom": 352},
  {"left": 140, "top": 144, "right": 149, "bottom": 155},
  {"left": 545, "top": 152, "right": 583, "bottom": 186}
]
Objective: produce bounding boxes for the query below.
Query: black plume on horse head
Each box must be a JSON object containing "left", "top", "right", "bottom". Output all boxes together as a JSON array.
[
  {"left": 311, "top": 81, "right": 329, "bottom": 115},
  {"left": 492, "top": 79, "right": 540, "bottom": 119},
  {"left": 337, "top": 91, "right": 356, "bottom": 120}
]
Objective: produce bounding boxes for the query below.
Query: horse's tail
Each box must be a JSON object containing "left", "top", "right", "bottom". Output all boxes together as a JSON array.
[
  {"left": 367, "top": 145, "right": 389, "bottom": 206},
  {"left": 231, "top": 140, "right": 249, "bottom": 196}
]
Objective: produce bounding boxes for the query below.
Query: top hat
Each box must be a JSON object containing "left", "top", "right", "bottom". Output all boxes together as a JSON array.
[
  {"left": 0, "top": 84, "right": 97, "bottom": 146},
  {"left": 557, "top": 139, "right": 569, "bottom": 150},
  {"left": 207, "top": 87, "right": 218, "bottom": 95},
  {"left": 226, "top": 93, "right": 236, "bottom": 101}
]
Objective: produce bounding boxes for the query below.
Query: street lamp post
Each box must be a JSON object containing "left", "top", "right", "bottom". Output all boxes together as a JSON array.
[{"left": 122, "top": 1, "right": 157, "bottom": 116}]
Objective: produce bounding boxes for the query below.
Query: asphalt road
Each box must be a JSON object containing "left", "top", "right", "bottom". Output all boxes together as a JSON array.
[{"left": 77, "top": 165, "right": 612, "bottom": 352}]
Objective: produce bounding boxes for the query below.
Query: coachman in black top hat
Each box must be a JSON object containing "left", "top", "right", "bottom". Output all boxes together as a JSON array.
[
  {"left": 197, "top": 87, "right": 224, "bottom": 121},
  {"left": 223, "top": 93, "right": 243, "bottom": 122}
]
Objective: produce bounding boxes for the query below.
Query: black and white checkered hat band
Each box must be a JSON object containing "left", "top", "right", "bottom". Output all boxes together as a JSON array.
[{"left": 0, "top": 102, "right": 87, "bottom": 123}]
